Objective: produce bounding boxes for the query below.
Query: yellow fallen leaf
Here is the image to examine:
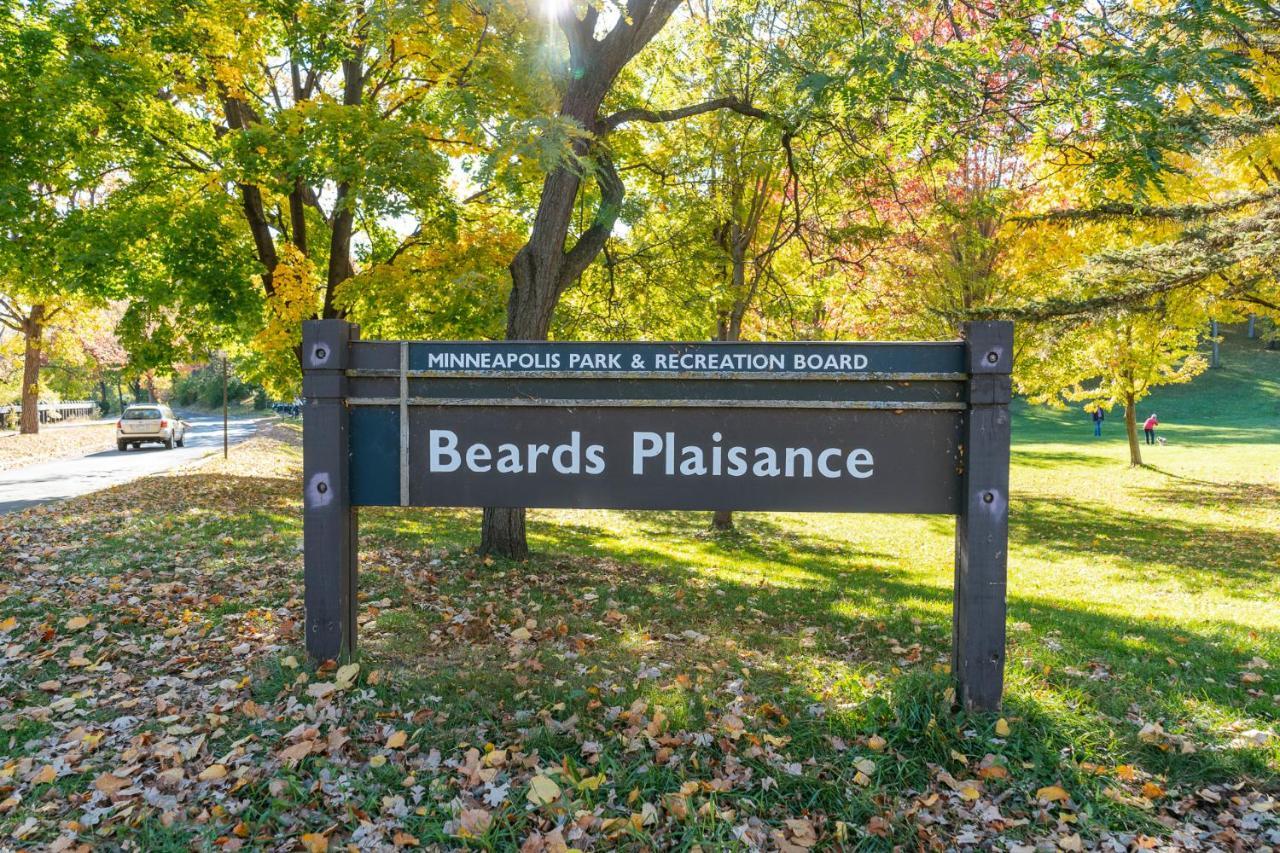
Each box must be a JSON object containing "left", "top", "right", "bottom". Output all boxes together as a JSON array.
[
  {"left": 1114, "top": 764, "right": 1138, "bottom": 781},
  {"left": 526, "top": 774, "right": 561, "bottom": 806},
  {"left": 995, "top": 718, "right": 1011, "bottom": 737},
  {"left": 867, "top": 735, "right": 886, "bottom": 752},
  {"left": 576, "top": 773, "right": 605, "bottom": 791},
  {"left": 198, "top": 764, "right": 228, "bottom": 782},
  {"left": 299, "top": 832, "right": 328, "bottom": 852},
  {"left": 64, "top": 616, "right": 90, "bottom": 631},
  {"left": 1037, "top": 784, "right": 1070, "bottom": 803},
  {"left": 1058, "top": 833, "right": 1083, "bottom": 852},
  {"left": 334, "top": 663, "right": 360, "bottom": 690},
  {"left": 33, "top": 765, "right": 57, "bottom": 785},
  {"left": 369, "top": 755, "right": 387, "bottom": 768},
  {"left": 392, "top": 830, "right": 419, "bottom": 847},
  {"left": 0, "top": 616, "right": 16, "bottom": 632},
  {"left": 957, "top": 782, "right": 981, "bottom": 801},
  {"left": 854, "top": 758, "right": 876, "bottom": 775},
  {"left": 510, "top": 626, "right": 532, "bottom": 642},
  {"left": 385, "top": 730, "right": 407, "bottom": 749},
  {"left": 1141, "top": 781, "right": 1165, "bottom": 800},
  {"left": 853, "top": 770, "right": 872, "bottom": 786}
]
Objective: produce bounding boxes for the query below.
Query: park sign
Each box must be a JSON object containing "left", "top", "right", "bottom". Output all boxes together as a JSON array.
[{"left": 301, "top": 320, "right": 1013, "bottom": 711}]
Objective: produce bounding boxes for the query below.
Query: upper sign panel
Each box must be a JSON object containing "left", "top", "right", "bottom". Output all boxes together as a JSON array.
[{"left": 349, "top": 341, "right": 967, "bottom": 378}]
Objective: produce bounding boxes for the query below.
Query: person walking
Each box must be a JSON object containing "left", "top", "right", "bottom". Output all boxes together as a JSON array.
[
  {"left": 1091, "top": 407, "right": 1105, "bottom": 437},
  {"left": 1143, "top": 413, "right": 1159, "bottom": 445}
]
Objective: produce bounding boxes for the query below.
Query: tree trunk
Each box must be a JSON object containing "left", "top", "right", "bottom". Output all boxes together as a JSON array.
[
  {"left": 709, "top": 249, "right": 748, "bottom": 531},
  {"left": 480, "top": 506, "right": 529, "bottom": 561},
  {"left": 1125, "top": 393, "right": 1142, "bottom": 467},
  {"left": 479, "top": 251, "right": 563, "bottom": 559},
  {"left": 18, "top": 304, "right": 45, "bottom": 435}
]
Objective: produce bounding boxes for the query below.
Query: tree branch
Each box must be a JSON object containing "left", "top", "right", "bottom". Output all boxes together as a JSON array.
[
  {"left": 559, "top": 154, "right": 625, "bottom": 289},
  {"left": 1014, "top": 185, "right": 1280, "bottom": 224},
  {"left": 601, "top": 96, "right": 773, "bottom": 133}
]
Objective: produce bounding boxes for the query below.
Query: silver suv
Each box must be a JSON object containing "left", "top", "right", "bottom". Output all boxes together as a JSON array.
[{"left": 116, "top": 404, "right": 188, "bottom": 451}]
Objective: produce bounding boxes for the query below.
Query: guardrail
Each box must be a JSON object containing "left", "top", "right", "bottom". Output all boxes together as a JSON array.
[{"left": 0, "top": 400, "right": 97, "bottom": 429}]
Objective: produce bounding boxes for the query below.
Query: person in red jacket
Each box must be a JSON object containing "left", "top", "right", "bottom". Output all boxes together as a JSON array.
[{"left": 1143, "top": 413, "right": 1159, "bottom": 445}]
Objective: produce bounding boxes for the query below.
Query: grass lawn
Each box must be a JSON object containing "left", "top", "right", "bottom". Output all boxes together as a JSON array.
[{"left": 0, "top": 326, "right": 1276, "bottom": 851}]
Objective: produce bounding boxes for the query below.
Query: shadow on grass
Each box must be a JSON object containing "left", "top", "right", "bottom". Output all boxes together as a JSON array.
[
  {"left": 356, "top": 505, "right": 1278, "bottom": 794},
  {"left": 1011, "top": 448, "right": 1114, "bottom": 469},
  {"left": 1135, "top": 465, "right": 1280, "bottom": 511},
  {"left": 1008, "top": 496, "right": 1276, "bottom": 593}
]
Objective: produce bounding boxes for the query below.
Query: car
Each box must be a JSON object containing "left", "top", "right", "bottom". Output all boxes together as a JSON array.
[{"left": 116, "top": 404, "right": 188, "bottom": 451}]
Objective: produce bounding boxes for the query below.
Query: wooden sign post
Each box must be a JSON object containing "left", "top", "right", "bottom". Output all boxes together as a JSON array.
[{"left": 301, "top": 321, "right": 1013, "bottom": 711}]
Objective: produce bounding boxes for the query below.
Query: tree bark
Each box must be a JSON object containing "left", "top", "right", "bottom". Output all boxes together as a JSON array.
[
  {"left": 18, "top": 304, "right": 45, "bottom": 435},
  {"left": 1125, "top": 393, "right": 1143, "bottom": 467},
  {"left": 480, "top": 506, "right": 529, "bottom": 561},
  {"left": 480, "top": 0, "right": 710, "bottom": 558}
]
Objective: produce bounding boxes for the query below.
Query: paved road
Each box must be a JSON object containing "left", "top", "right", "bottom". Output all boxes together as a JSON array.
[{"left": 0, "top": 414, "right": 264, "bottom": 514}]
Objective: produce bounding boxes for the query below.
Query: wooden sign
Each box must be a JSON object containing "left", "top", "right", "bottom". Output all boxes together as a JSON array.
[{"left": 301, "top": 321, "right": 1013, "bottom": 711}]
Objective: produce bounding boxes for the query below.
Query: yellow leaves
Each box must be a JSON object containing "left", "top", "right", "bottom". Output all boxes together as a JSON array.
[
  {"left": 32, "top": 765, "right": 57, "bottom": 785},
  {"left": 526, "top": 774, "right": 561, "bottom": 806},
  {"left": 385, "top": 730, "right": 407, "bottom": 750},
  {"left": 0, "top": 616, "right": 16, "bottom": 632},
  {"left": 1037, "top": 784, "right": 1071, "bottom": 803},
  {"left": 198, "top": 764, "right": 228, "bottom": 782},
  {"left": 64, "top": 615, "right": 90, "bottom": 631},
  {"left": 995, "top": 718, "right": 1011, "bottom": 737},
  {"left": 334, "top": 663, "right": 360, "bottom": 691},
  {"left": 299, "top": 832, "right": 329, "bottom": 853},
  {"left": 1114, "top": 764, "right": 1138, "bottom": 781},
  {"left": 369, "top": 755, "right": 387, "bottom": 768},
  {"left": 575, "top": 772, "right": 605, "bottom": 792},
  {"left": 1141, "top": 781, "right": 1165, "bottom": 800}
]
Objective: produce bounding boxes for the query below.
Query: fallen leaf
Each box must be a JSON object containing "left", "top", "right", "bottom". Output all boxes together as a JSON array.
[
  {"left": 457, "top": 807, "right": 492, "bottom": 836},
  {"left": 299, "top": 832, "right": 328, "bottom": 852},
  {"left": 526, "top": 774, "right": 561, "bottom": 806},
  {"left": 334, "top": 663, "right": 360, "bottom": 690},
  {"left": 198, "top": 764, "right": 228, "bottom": 782},
  {"left": 385, "top": 730, "right": 407, "bottom": 749},
  {"left": 1037, "top": 785, "right": 1070, "bottom": 803},
  {"left": 995, "top": 718, "right": 1011, "bottom": 737},
  {"left": 1141, "top": 781, "right": 1165, "bottom": 800},
  {"left": 94, "top": 772, "right": 130, "bottom": 795},
  {"left": 64, "top": 615, "right": 90, "bottom": 631},
  {"left": 867, "top": 734, "right": 886, "bottom": 752},
  {"left": 279, "top": 740, "right": 316, "bottom": 766}
]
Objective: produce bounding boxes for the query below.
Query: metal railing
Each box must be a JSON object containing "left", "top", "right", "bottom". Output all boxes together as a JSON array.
[{"left": 0, "top": 400, "right": 97, "bottom": 429}]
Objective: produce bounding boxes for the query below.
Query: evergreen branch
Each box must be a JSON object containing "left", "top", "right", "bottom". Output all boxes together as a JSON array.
[{"left": 1013, "top": 185, "right": 1280, "bottom": 224}]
